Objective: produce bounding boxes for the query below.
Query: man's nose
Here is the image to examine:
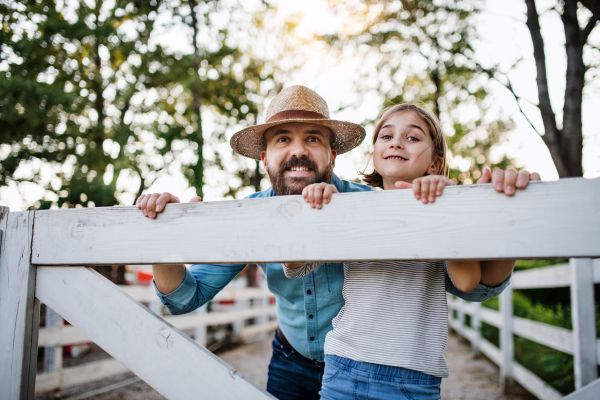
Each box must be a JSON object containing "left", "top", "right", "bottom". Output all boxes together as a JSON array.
[{"left": 289, "top": 139, "right": 309, "bottom": 156}]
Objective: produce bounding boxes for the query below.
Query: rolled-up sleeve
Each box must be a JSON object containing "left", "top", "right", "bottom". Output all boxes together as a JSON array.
[
  {"left": 153, "top": 267, "right": 198, "bottom": 312},
  {"left": 153, "top": 263, "right": 246, "bottom": 315},
  {"left": 283, "top": 263, "right": 323, "bottom": 279},
  {"left": 445, "top": 267, "right": 512, "bottom": 302}
]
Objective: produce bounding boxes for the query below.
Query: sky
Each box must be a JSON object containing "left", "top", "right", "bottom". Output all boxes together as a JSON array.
[{"left": 1, "top": 0, "right": 599, "bottom": 210}]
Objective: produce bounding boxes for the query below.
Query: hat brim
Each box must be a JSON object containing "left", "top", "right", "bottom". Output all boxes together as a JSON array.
[{"left": 230, "top": 118, "right": 366, "bottom": 160}]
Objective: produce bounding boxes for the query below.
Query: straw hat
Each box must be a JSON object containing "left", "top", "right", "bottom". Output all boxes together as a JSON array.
[{"left": 230, "top": 85, "right": 366, "bottom": 160}]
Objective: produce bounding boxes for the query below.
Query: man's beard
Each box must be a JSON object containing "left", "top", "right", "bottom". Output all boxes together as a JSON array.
[{"left": 267, "top": 156, "right": 334, "bottom": 196}]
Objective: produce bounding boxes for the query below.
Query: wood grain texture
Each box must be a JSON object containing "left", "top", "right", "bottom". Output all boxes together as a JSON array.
[
  {"left": 35, "top": 266, "right": 274, "bottom": 400},
  {"left": 0, "top": 211, "right": 39, "bottom": 400},
  {"left": 31, "top": 178, "right": 600, "bottom": 265}
]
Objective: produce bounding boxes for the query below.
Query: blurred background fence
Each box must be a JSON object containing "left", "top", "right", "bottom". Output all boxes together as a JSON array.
[
  {"left": 36, "top": 269, "right": 276, "bottom": 396},
  {"left": 448, "top": 258, "right": 600, "bottom": 399}
]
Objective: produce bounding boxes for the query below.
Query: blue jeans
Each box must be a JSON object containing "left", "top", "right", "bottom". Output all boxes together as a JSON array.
[
  {"left": 319, "top": 355, "right": 441, "bottom": 400},
  {"left": 266, "top": 330, "right": 324, "bottom": 400}
]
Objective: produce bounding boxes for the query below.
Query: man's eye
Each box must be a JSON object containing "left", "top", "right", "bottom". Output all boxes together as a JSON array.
[
  {"left": 307, "top": 137, "right": 320, "bottom": 142},
  {"left": 278, "top": 137, "right": 289, "bottom": 142}
]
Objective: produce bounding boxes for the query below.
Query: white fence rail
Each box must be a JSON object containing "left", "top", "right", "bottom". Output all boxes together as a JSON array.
[
  {"left": 1, "top": 178, "right": 600, "bottom": 399},
  {"left": 35, "top": 285, "right": 276, "bottom": 394},
  {"left": 448, "top": 258, "right": 600, "bottom": 400}
]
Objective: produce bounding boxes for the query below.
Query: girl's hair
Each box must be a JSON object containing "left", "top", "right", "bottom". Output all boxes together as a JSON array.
[{"left": 361, "top": 103, "right": 448, "bottom": 189}]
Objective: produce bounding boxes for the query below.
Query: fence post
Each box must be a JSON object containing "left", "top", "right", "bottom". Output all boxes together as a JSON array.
[
  {"left": 472, "top": 302, "right": 481, "bottom": 358},
  {"left": 44, "top": 306, "right": 63, "bottom": 373},
  {"left": 570, "top": 258, "right": 598, "bottom": 389},
  {"left": 194, "top": 304, "right": 208, "bottom": 347},
  {"left": 500, "top": 284, "right": 514, "bottom": 393},
  {"left": 457, "top": 298, "right": 465, "bottom": 339},
  {"left": 0, "top": 209, "right": 40, "bottom": 399}
]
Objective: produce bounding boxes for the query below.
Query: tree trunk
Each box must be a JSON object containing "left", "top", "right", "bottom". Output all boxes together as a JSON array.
[
  {"left": 189, "top": 0, "right": 205, "bottom": 199},
  {"left": 253, "top": 160, "right": 262, "bottom": 192},
  {"left": 560, "top": 0, "right": 586, "bottom": 177},
  {"left": 524, "top": 0, "right": 570, "bottom": 177},
  {"left": 431, "top": 68, "right": 441, "bottom": 119}
]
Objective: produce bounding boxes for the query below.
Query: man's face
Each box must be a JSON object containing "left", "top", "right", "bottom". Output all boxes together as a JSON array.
[{"left": 261, "top": 122, "right": 337, "bottom": 195}]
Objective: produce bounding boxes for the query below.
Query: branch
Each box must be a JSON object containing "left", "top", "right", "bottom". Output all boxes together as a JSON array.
[
  {"left": 476, "top": 61, "right": 541, "bottom": 135},
  {"left": 504, "top": 78, "right": 541, "bottom": 136},
  {"left": 524, "top": 0, "right": 558, "bottom": 141},
  {"left": 582, "top": 15, "right": 599, "bottom": 41},
  {"left": 580, "top": 0, "right": 600, "bottom": 20}
]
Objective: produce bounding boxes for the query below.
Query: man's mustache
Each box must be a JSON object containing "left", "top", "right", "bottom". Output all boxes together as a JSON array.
[{"left": 279, "top": 156, "right": 319, "bottom": 173}]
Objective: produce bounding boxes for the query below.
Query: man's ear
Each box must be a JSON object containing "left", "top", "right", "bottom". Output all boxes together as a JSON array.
[
  {"left": 260, "top": 150, "right": 267, "bottom": 168},
  {"left": 427, "top": 156, "right": 442, "bottom": 175},
  {"left": 331, "top": 149, "right": 337, "bottom": 167}
]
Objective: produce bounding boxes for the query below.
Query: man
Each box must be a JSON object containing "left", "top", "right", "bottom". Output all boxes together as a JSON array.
[{"left": 136, "top": 85, "right": 539, "bottom": 400}]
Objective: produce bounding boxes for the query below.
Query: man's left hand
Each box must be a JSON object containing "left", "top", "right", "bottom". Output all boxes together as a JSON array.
[{"left": 478, "top": 167, "right": 541, "bottom": 196}]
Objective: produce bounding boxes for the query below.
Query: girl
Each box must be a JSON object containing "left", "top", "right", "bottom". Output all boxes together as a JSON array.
[{"left": 284, "top": 104, "right": 517, "bottom": 400}]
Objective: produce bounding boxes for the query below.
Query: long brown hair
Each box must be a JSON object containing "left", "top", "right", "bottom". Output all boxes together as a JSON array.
[{"left": 361, "top": 104, "right": 448, "bottom": 189}]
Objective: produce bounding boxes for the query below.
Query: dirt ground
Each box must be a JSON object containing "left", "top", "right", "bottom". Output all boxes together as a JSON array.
[{"left": 36, "top": 331, "right": 536, "bottom": 400}]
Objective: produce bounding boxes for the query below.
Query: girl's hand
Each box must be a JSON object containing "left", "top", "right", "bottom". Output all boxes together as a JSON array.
[
  {"left": 136, "top": 192, "right": 201, "bottom": 219},
  {"left": 394, "top": 175, "right": 456, "bottom": 204},
  {"left": 302, "top": 183, "right": 339, "bottom": 209},
  {"left": 477, "top": 167, "right": 541, "bottom": 196}
]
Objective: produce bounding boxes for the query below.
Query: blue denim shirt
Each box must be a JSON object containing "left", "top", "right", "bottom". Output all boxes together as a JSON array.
[{"left": 154, "top": 174, "right": 511, "bottom": 362}]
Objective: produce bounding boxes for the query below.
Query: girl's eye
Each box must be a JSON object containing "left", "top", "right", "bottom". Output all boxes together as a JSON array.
[
  {"left": 407, "top": 136, "right": 419, "bottom": 142},
  {"left": 381, "top": 134, "right": 392, "bottom": 140}
]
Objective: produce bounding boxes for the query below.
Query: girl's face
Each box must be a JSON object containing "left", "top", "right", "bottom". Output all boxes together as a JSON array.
[{"left": 372, "top": 110, "right": 439, "bottom": 189}]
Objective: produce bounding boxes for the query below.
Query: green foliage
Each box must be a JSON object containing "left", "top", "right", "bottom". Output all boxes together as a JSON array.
[
  {"left": 322, "top": 0, "right": 516, "bottom": 183},
  {"left": 513, "top": 290, "right": 572, "bottom": 330},
  {"left": 1, "top": 0, "right": 275, "bottom": 208},
  {"left": 514, "top": 258, "right": 568, "bottom": 272},
  {"left": 514, "top": 337, "right": 574, "bottom": 395}
]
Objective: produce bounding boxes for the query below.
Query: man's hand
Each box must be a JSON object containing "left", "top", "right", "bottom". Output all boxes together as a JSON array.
[
  {"left": 477, "top": 167, "right": 541, "bottom": 196},
  {"left": 136, "top": 192, "right": 202, "bottom": 219},
  {"left": 394, "top": 175, "right": 456, "bottom": 204},
  {"left": 302, "top": 183, "right": 339, "bottom": 209}
]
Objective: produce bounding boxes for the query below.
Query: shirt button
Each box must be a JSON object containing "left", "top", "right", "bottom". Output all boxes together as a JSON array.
[
  {"left": 306, "top": 290, "right": 312, "bottom": 295},
  {"left": 309, "top": 314, "right": 314, "bottom": 319},
  {"left": 310, "top": 337, "right": 315, "bottom": 341}
]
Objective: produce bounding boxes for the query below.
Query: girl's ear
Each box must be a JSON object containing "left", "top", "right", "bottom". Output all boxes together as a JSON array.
[{"left": 427, "top": 156, "right": 443, "bottom": 175}]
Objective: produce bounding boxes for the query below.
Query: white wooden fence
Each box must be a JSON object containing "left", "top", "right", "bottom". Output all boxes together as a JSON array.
[
  {"left": 1, "top": 178, "right": 600, "bottom": 399},
  {"left": 36, "top": 285, "right": 276, "bottom": 394},
  {"left": 448, "top": 259, "right": 600, "bottom": 399}
]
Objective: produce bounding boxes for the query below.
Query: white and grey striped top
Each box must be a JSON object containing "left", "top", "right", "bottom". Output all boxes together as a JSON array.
[{"left": 284, "top": 261, "right": 450, "bottom": 378}]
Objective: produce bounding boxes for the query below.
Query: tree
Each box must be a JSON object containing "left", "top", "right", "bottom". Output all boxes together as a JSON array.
[
  {"left": 0, "top": 0, "right": 275, "bottom": 209},
  {"left": 486, "top": 0, "right": 598, "bottom": 177},
  {"left": 321, "top": 0, "right": 515, "bottom": 184}
]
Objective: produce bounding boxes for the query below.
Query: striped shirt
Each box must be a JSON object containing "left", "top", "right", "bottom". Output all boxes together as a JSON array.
[{"left": 284, "top": 261, "right": 450, "bottom": 378}]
